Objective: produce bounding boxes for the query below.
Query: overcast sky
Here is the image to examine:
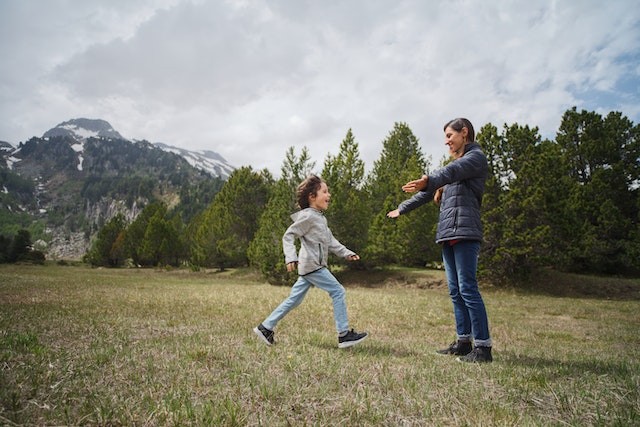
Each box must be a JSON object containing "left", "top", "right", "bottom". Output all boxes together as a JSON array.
[{"left": 1, "top": 0, "right": 639, "bottom": 175}]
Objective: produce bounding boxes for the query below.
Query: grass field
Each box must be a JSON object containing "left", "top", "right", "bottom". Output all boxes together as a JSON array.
[{"left": 1, "top": 264, "right": 639, "bottom": 426}]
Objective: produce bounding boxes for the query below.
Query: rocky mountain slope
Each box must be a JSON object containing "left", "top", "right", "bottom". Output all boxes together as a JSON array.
[
  {"left": 42, "top": 118, "right": 235, "bottom": 179},
  {"left": 0, "top": 118, "right": 231, "bottom": 259}
]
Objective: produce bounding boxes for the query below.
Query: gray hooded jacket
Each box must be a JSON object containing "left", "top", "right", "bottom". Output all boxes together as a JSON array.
[
  {"left": 283, "top": 208, "right": 356, "bottom": 275},
  {"left": 397, "top": 142, "right": 488, "bottom": 243}
]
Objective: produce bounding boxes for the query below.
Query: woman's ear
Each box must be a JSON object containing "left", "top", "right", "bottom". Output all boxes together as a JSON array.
[{"left": 461, "top": 126, "right": 469, "bottom": 141}]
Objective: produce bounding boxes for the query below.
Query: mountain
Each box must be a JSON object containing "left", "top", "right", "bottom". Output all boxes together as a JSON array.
[
  {"left": 42, "top": 118, "right": 235, "bottom": 179},
  {"left": 0, "top": 118, "right": 229, "bottom": 259},
  {"left": 43, "top": 118, "right": 125, "bottom": 140},
  {"left": 1, "top": 140, "right": 13, "bottom": 152},
  {"left": 154, "top": 143, "right": 235, "bottom": 180}
]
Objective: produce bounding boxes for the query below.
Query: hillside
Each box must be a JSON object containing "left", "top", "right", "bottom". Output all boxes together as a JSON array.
[
  {"left": 41, "top": 118, "right": 235, "bottom": 179},
  {"left": 0, "top": 119, "right": 231, "bottom": 259}
]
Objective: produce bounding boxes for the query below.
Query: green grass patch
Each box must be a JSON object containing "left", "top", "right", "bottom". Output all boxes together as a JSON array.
[{"left": 1, "top": 264, "right": 639, "bottom": 425}]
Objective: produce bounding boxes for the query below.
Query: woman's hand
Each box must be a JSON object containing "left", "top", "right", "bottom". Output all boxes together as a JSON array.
[
  {"left": 387, "top": 209, "right": 400, "bottom": 218},
  {"left": 402, "top": 175, "right": 428, "bottom": 193},
  {"left": 434, "top": 187, "right": 444, "bottom": 205}
]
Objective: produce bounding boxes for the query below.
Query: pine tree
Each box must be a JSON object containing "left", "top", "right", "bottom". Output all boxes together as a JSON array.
[
  {"left": 476, "top": 123, "right": 503, "bottom": 277},
  {"left": 167, "top": 214, "right": 187, "bottom": 266},
  {"left": 0, "top": 235, "right": 11, "bottom": 263},
  {"left": 110, "top": 230, "right": 127, "bottom": 266},
  {"left": 478, "top": 110, "right": 640, "bottom": 283},
  {"left": 139, "top": 212, "right": 164, "bottom": 266},
  {"left": 85, "top": 214, "right": 127, "bottom": 267},
  {"left": 125, "top": 202, "right": 167, "bottom": 266},
  {"left": 139, "top": 210, "right": 174, "bottom": 266},
  {"left": 248, "top": 147, "right": 315, "bottom": 285},
  {"left": 556, "top": 108, "right": 640, "bottom": 274},
  {"left": 281, "top": 146, "right": 316, "bottom": 187},
  {"left": 365, "top": 122, "right": 439, "bottom": 266},
  {"left": 481, "top": 124, "right": 559, "bottom": 281},
  {"left": 9, "top": 229, "right": 32, "bottom": 263},
  {"left": 322, "top": 129, "right": 370, "bottom": 262},
  {"left": 191, "top": 167, "right": 272, "bottom": 270}
]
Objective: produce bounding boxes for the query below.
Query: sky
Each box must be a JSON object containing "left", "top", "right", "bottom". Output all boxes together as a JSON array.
[{"left": 1, "top": 0, "right": 639, "bottom": 175}]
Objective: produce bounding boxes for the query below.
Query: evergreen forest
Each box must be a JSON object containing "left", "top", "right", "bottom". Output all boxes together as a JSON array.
[{"left": 78, "top": 107, "right": 640, "bottom": 285}]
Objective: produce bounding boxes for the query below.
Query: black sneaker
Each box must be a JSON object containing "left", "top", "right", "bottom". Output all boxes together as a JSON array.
[
  {"left": 436, "top": 340, "right": 473, "bottom": 356},
  {"left": 253, "top": 324, "right": 274, "bottom": 346},
  {"left": 338, "top": 329, "right": 368, "bottom": 348},
  {"left": 457, "top": 346, "right": 492, "bottom": 363}
]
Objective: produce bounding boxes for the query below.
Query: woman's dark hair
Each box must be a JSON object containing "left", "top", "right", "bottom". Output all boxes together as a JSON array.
[
  {"left": 444, "top": 118, "right": 475, "bottom": 142},
  {"left": 296, "top": 174, "right": 323, "bottom": 209}
]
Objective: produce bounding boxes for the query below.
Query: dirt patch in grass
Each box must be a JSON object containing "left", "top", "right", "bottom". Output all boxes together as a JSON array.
[
  {"left": 334, "top": 267, "right": 448, "bottom": 290},
  {"left": 516, "top": 268, "right": 640, "bottom": 301},
  {"left": 337, "top": 266, "right": 640, "bottom": 300}
]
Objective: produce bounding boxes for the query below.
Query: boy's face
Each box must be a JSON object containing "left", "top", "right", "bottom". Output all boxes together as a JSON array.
[{"left": 309, "top": 182, "right": 331, "bottom": 211}]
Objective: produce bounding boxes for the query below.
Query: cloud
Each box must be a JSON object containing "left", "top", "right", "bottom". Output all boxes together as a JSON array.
[{"left": 1, "top": 0, "right": 639, "bottom": 174}]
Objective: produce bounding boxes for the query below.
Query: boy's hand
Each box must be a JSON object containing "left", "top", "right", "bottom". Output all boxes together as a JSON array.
[
  {"left": 286, "top": 262, "right": 298, "bottom": 272},
  {"left": 346, "top": 254, "right": 360, "bottom": 262}
]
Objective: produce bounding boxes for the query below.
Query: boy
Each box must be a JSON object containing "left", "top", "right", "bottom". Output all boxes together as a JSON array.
[{"left": 254, "top": 175, "right": 368, "bottom": 349}]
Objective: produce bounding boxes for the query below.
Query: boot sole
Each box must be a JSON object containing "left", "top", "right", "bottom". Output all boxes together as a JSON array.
[
  {"left": 338, "top": 334, "right": 368, "bottom": 349},
  {"left": 253, "top": 327, "right": 273, "bottom": 346}
]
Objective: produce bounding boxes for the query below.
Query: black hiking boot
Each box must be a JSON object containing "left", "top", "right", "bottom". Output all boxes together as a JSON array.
[
  {"left": 457, "top": 346, "right": 492, "bottom": 363},
  {"left": 436, "top": 340, "right": 473, "bottom": 356}
]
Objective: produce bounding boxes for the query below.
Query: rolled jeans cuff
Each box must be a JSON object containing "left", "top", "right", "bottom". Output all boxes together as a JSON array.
[{"left": 474, "top": 338, "right": 492, "bottom": 348}]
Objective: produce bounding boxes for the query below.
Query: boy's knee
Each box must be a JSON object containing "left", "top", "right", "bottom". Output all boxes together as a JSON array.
[{"left": 331, "top": 286, "right": 346, "bottom": 299}]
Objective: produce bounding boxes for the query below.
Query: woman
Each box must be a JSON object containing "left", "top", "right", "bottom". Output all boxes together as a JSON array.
[{"left": 387, "top": 118, "right": 492, "bottom": 363}]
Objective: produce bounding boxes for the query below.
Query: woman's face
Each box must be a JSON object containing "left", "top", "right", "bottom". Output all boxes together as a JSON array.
[{"left": 444, "top": 125, "right": 468, "bottom": 158}]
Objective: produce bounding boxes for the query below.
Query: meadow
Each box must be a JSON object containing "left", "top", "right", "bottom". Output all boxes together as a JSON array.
[{"left": 1, "top": 264, "right": 639, "bottom": 426}]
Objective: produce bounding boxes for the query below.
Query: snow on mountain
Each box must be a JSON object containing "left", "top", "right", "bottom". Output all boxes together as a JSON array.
[
  {"left": 0, "top": 140, "right": 13, "bottom": 152},
  {"left": 154, "top": 143, "right": 234, "bottom": 179},
  {"left": 43, "top": 118, "right": 124, "bottom": 140},
  {"left": 70, "top": 143, "right": 84, "bottom": 171},
  {"left": 1, "top": 140, "right": 18, "bottom": 169},
  {"left": 6, "top": 155, "right": 20, "bottom": 170},
  {"left": 39, "top": 118, "right": 234, "bottom": 179}
]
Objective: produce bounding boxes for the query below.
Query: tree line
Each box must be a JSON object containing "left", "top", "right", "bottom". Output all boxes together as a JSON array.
[
  {"left": 0, "top": 229, "right": 45, "bottom": 264},
  {"left": 83, "top": 107, "right": 639, "bottom": 285}
]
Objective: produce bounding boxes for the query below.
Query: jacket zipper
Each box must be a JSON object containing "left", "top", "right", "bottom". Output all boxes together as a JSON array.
[{"left": 453, "top": 210, "right": 458, "bottom": 233}]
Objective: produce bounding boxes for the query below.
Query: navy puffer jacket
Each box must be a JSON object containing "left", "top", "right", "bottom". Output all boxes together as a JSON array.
[{"left": 397, "top": 142, "right": 488, "bottom": 243}]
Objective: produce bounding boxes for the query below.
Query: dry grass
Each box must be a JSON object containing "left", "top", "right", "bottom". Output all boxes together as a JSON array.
[{"left": 1, "top": 264, "right": 639, "bottom": 426}]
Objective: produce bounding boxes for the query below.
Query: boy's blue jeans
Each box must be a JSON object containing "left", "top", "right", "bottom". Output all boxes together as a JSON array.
[
  {"left": 442, "top": 240, "right": 492, "bottom": 347},
  {"left": 262, "top": 267, "right": 349, "bottom": 333}
]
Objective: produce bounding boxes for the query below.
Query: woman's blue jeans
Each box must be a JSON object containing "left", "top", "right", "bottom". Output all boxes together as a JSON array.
[
  {"left": 262, "top": 267, "right": 349, "bottom": 333},
  {"left": 442, "top": 240, "right": 492, "bottom": 347}
]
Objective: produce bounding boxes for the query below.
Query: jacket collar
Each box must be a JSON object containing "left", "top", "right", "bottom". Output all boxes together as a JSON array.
[{"left": 463, "top": 142, "right": 480, "bottom": 155}]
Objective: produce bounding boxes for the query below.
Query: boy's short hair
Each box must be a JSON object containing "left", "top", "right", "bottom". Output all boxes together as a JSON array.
[{"left": 296, "top": 175, "right": 323, "bottom": 209}]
